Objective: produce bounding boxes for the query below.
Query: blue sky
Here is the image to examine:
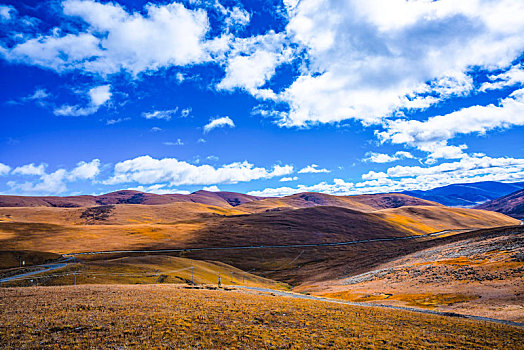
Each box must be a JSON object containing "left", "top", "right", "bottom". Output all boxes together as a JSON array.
[{"left": 0, "top": 0, "right": 523, "bottom": 196}]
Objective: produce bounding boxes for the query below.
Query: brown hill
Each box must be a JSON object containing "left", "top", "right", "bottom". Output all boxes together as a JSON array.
[
  {"left": 0, "top": 190, "right": 264, "bottom": 209},
  {"left": 376, "top": 205, "right": 518, "bottom": 234},
  {"left": 314, "top": 225, "right": 524, "bottom": 322},
  {"left": 236, "top": 192, "right": 440, "bottom": 213},
  {"left": 474, "top": 188, "right": 524, "bottom": 219}
]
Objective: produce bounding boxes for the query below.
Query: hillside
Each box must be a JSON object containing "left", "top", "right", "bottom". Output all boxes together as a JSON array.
[
  {"left": 236, "top": 192, "right": 439, "bottom": 213},
  {"left": 0, "top": 190, "right": 264, "bottom": 209},
  {"left": 313, "top": 226, "right": 524, "bottom": 322},
  {"left": 376, "top": 205, "right": 518, "bottom": 234},
  {"left": 475, "top": 188, "right": 524, "bottom": 219},
  {"left": 402, "top": 181, "right": 524, "bottom": 207}
]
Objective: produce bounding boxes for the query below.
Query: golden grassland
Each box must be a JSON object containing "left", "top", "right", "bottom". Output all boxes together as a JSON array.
[
  {"left": 0, "top": 284, "right": 522, "bottom": 349},
  {"left": 321, "top": 290, "right": 479, "bottom": 309},
  {"left": 310, "top": 228, "right": 524, "bottom": 322},
  {"left": 376, "top": 206, "right": 518, "bottom": 234},
  {"left": 1, "top": 255, "right": 290, "bottom": 291}
]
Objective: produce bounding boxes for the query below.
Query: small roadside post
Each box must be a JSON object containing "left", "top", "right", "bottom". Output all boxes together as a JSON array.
[{"left": 191, "top": 266, "right": 194, "bottom": 285}]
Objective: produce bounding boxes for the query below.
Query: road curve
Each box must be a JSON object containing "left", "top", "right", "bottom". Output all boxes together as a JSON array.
[
  {"left": 0, "top": 263, "right": 68, "bottom": 283},
  {"left": 236, "top": 286, "right": 524, "bottom": 328}
]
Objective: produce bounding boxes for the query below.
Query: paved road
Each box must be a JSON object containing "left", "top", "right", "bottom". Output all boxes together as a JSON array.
[
  {"left": 64, "top": 229, "right": 463, "bottom": 256},
  {"left": 0, "top": 263, "right": 68, "bottom": 283},
  {"left": 237, "top": 286, "right": 524, "bottom": 328}
]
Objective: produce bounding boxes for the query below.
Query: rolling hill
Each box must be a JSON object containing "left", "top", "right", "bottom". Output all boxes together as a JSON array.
[
  {"left": 474, "top": 188, "right": 524, "bottom": 219},
  {"left": 0, "top": 190, "right": 264, "bottom": 209},
  {"left": 313, "top": 225, "right": 524, "bottom": 322},
  {"left": 402, "top": 181, "right": 524, "bottom": 207},
  {"left": 0, "top": 190, "right": 518, "bottom": 286}
]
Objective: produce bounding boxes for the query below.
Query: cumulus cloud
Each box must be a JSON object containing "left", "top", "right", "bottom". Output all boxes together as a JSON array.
[
  {"left": 249, "top": 155, "right": 524, "bottom": 197},
  {"left": 6, "top": 159, "right": 100, "bottom": 194},
  {"left": 273, "top": 0, "right": 524, "bottom": 126},
  {"left": 480, "top": 64, "right": 524, "bottom": 92},
  {"left": 1, "top": 0, "right": 213, "bottom": 76},
  {"left": 298, "top": 164, "right": 330, "bottom": 174},
  {"left": 280, "top": 176, "right": 298, "bottom": 182},
  {"left": 105, "top": 155, "right": 293, "bottom": 186},
  {"left": 54, "top": 84, "right": 112, "bottom": 116},
  {"left": 68, "top": 159, "right": 100, "bottom": 180},
  {"left": 203, "top": 116, "right": 235, "bottom": 133},
  {"left": 0, "top": 163, "right": 11, "bottom": 175},
  {"left": 216, "top": 32, "right": 292, "bottom": 99},
  {"left": 0, "top": 5, "right": 15, "bottom": 21},
  {"left": 143, "top": 108, "right": 179, "bottom": 120},
  {"left": 12, "top": 163, "right": 46, "bottom": 176},
  {"left": 202, "top": 185, "right": 220, "bottom": 192},
  {"left": 378, "top": 89, "right": 524, "bottom": 156},
  {"left": 364, "top": 151, "right": 414, "bottom": 163}
]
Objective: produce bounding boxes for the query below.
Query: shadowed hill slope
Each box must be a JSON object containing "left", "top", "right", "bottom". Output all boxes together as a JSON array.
[
  {"left": 475, "top": 188, "right": 524, "bottom": 219},
  {"left": 183, "top": 206, "right": 415, "bottom": 248},
  {"left": 236, "top": 192, "right": 440, "bottom": 213}
]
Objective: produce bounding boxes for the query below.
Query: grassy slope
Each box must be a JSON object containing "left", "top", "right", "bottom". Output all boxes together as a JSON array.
[
  {"left": 376, "top": 205, "right": 518, "bottom": 234},
  {"left": 2, "top": 255, "right": 288, "bottom": 290},
  {"left": 235, "top": 192, "right": 441, "bottom": 213},
  {"left": 310, "top": 226, "right": 524, "bottom": 322},
  {"left": 1, "top": 285, "right": 522, "bottom": 349}
]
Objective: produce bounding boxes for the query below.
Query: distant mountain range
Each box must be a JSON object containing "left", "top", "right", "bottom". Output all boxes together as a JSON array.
[
  {"left": 401, "top": 181, "right": 524, "bottom": 207},
  {"left": 475, "top": 188, "right": 524, "bottom": 219}
]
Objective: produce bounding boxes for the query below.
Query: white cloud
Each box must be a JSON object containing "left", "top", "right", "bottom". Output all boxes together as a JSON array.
[
  {"left": 143, "top": 108, "right": 178, "bottom": 120},
  {"left": 249, "top": 155, "right": 524, "bottom": 197},
  {"left": 68, "top": 159, "right": 100, "bottom": 180},
  {"left": 217, "top": 31, "right": 290, "bottom": 99},
  {"left": 203, "top": 116, "right": 235, "bottom": 133},
  {"left": 0, "top": 5, "right": 15, "bottom": 21},
  {"left": 273, "top": 0, "right": 524, "bottom": 126},
  {"left": 364, "top": 151, "right": 414, "bottom": 163},
  {"left": 1, "top": 0, "right": 213, "bottom": 76},
  {"left": 298, "top": 164, "right": 330, "bottom": 174},
  {"left": 164, "top": 139, "right": 184, "bottom": 146},
  {"left": 0, "top": 163, "right": 11, "bottom": 175},
  {"left": 202, "top": 185, "right": 220, "bottom": 192},
  {"left": 181, "top": 107, "right": 192, "bottom": 118},
  {"left": 6, "top": 159, "right": 100, "bottom": 195},
  {"left": 105, "top": 155, "right": 293, "bottom": 186},
  {"left": 126, "top": 184, "right": 190, "bottom": 195},
  {"left": 12, "top": 163, "right": 46, "bottom": 176},
  {"left": 378, "top": 89, "right": 524, "bottom": 156},
  {"left": 480, "top": 64, "right": 524, "bottom": 92},
  {"left": 8, "top": 169, "right": 68, "bottom": 194},
  {"left": 54, "top": 84, "right": 112, "bottom": 116},
  {"left": 280, "top": 176, "right": 298, "bottom": 182}
]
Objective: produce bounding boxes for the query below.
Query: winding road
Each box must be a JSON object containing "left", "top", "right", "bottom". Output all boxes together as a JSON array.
[
  {"left": 0, "top": 262, "right": 69, "bottom": 283},
  {"left": 4, "top": 227, "right": 522, "bottom": 328},
  {"left": 237, "top": 286, "right": 524, "bottom": 328}
]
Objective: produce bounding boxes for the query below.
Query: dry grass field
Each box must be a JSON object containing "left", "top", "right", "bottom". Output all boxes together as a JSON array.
[
  {"left": 0, "top": 284, "right": 522, "bottom": 349},
  {"left": 311, "top": 226, "right": 524, "bottom": 322},
  {"left": 1, "top": 255, "right": 289, "bottom": 291}
]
